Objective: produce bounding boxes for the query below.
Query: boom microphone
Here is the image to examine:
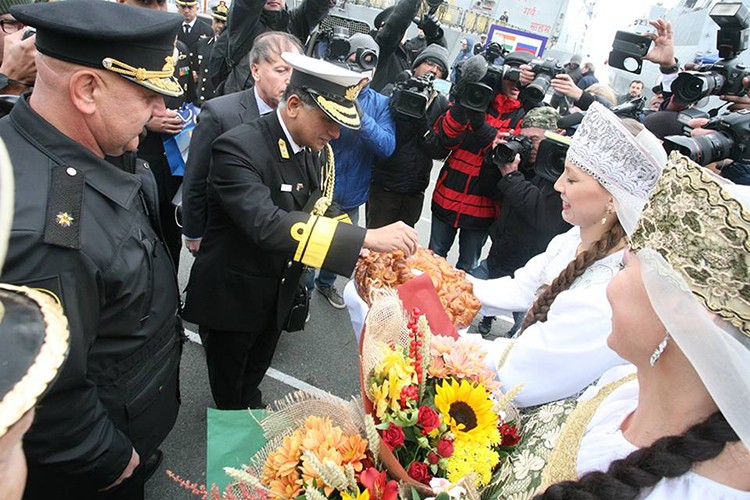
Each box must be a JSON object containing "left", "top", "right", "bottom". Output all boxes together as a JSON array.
[{"left": 460, "top": 55, "right": 488, "bottom": 84}]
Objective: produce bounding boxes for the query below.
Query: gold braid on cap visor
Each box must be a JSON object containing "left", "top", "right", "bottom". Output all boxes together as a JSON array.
[
  {"left": 102, "top": 56, "right": 182, "bottom": 94},
  {"left": 315, "top": 95, "right": 360, "bottom": 128},
  {"left": 629, "top": 153, "right": 750, "bottom": 337}
]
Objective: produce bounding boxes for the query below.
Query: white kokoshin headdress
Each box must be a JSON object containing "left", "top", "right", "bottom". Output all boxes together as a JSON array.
[
  {"left": 630, "top": 153, "right": 750, "bottom": 449},
  {"left": 567, "top": 102, "right": 667, "bottom": 235}
]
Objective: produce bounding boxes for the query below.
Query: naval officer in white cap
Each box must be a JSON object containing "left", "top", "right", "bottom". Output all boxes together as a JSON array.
[{"left": 183, "top": 53, "right": 419, "bottom": 410}]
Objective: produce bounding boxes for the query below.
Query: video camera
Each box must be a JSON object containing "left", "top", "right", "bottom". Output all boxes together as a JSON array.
[
  {"left": 663, "top": 109, "right": 750, "bottom": 165},
  {"left": 524, "top": 58, "right": 564, "bottom": 103},
  {"left": 453, "top": 43, "right": 522, "bottom": 113},
  {"left": 391, "top": 71, "right": 436, "bottom": 118},
  {"left": 319, "top": 26, "right": 378, "bottom": 72},
  {"left": 671, "top": 2, "right": 750, "bottom": 104}
]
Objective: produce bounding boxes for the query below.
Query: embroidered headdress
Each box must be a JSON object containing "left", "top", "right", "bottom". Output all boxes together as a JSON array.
[
  {"left": 630, "top": 152, "right": 750, "bottom": 449},
  {"left": 567, "top": 102, "right": 667, "bottom": 234}
]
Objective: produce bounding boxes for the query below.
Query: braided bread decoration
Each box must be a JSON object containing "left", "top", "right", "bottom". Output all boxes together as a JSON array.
[{"left": 355, "top": 248, "right": 481, "bottom": 329}]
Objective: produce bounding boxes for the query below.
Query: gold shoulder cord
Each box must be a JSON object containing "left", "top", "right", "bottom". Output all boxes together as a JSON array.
[
  {"left": 539, "top": 373, "right": 637, "bottom": 490},
  {"left": 311, "top": 144, "right": 335, "bottom": 216}
]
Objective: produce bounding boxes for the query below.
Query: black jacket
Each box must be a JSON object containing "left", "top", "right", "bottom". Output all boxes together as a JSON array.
[
  {"left": 183, "top": 112, "right": 366, "bottom": 333},
  {"left": 370, "top": 0, "right": 446, "bottom": 92},
  {"left": 195, "top": 35, "right": 219, "bottom": 105},
  {"left": 210, "top": 0, "right": 330, "bottom": 95},
  {"left": 372, "top": 85, "right": 449, "bottom": 193},
  {"left": 182, "top": 87, "right": 261, "bottom": 239},
  {"left": 0, "top": 97, "right": 182, "bottom": 495},
  {"left": 478, "top": 165, "right": 571, "bottom": 278}
]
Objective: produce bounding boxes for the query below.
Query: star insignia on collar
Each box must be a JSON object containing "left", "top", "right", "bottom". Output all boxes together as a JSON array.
[{"left": 56, "top": 212, "right": 74, "bottom": 227}]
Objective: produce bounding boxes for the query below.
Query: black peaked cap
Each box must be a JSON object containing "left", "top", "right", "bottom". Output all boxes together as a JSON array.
[{"left": 11, "top": 0, "right": 184, "bottom": 97}]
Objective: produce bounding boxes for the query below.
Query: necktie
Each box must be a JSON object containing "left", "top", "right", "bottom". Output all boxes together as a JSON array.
[{"left": 183, "top": 24, "right": 190, "bottom": 35}]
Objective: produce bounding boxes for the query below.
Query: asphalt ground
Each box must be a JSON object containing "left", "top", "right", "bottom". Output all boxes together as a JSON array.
[{"left": 145, "top": 163, "right": 514, "bottom": 498}]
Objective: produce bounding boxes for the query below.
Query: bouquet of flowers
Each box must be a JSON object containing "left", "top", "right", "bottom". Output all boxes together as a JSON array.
[
  {"left": 360, "top": 291, "right": 522, "bottom": 498},
  {"left": 219, "top": 392, "right": 399, "bottom": 500}
]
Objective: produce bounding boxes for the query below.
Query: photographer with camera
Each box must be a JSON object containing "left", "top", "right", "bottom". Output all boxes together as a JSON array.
[
  {"left": 472, "top": 106, "right": 572, "bottom": 335},
  {"left": 429, "top": 51, "right": 529, "bottom": 271},
  {"left": 368, "top": 44, "right": 450, "bottom": 228},
  {"left": 369, "top": 0, "right": 446, "bottom": 92}
]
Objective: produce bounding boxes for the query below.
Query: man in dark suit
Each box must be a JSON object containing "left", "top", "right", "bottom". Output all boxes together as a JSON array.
[
  {"left": 176, "top": 0, "right": 212, "bottom": 100},
  {"left": 183, "top": 53, "right": 419, "bottom": 410},
  {"left": 182, "top": 31, "right": 302, "bottom": 255}
]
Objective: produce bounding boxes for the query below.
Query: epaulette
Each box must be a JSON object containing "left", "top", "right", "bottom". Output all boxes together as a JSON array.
[{"left": 43, "top": 165, "right": 84, "bottom": 249}]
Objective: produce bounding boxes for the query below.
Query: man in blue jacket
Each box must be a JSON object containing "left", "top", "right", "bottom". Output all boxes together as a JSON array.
[{"left": 313, "top": 33, "right": 396, "bottom": 309}]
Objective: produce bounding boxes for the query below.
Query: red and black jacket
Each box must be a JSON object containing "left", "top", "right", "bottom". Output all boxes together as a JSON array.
[{"left": 432, "top": 94, "right": 525, "bottom": 229}]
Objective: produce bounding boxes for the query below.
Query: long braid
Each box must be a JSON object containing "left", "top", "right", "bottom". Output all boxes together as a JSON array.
[
  {"left": 519, "top": 222, "right": 626, "bottom": 333},
  {"left": 536, "top": 412, "right": 740, "bottom": 500}
]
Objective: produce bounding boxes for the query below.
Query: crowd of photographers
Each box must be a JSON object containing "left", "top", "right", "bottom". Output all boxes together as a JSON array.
[{"left": 189, "top": 0, "right": 750, "bottom": 315}]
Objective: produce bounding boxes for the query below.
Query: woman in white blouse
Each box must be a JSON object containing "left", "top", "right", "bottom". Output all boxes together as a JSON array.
[
  {"left": 535, "top": 155, "right": 750, "bottom": 499},
  {"left": 470, "top": 102, "right": 666, "bottom": 407}
]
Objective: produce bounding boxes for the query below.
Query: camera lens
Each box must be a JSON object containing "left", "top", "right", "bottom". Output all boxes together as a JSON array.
[
  {"left": 525, "top": 74, "right": 551, "bottom": 103},
  {"left": 460, "top": 82, "right": 493, "bottom": 112},
  {"left": 672, "top": 71, "right": 726, "bottom": 103},
  {"left": 357, "top": 48, "right": 378, "bottom": 71},
  {"left": 662, "top": 132, "right": 734, "bottom": 165}
]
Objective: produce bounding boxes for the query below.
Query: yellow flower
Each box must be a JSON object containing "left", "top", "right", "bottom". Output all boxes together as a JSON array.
[
  {"left": 434, "top": 379, "right": 500, "bottom": 443},
  {"left": 342, "top": 487, "right": 371, "bottom": 500},
  {"left": 446, "top": 439, "right": 500, "bottom": 487},
  {"left": 370, "top": 350, "right": 416, "bottom": 419}
]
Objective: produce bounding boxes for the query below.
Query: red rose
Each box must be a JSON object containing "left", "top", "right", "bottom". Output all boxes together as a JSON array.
[
  {"left": 417, "top": 406, "right": 440, "bottom": 434},
  {"left": 436, "top": 438, "right": 454, "bottom": 458},
  {"left": 427, "top": 451, "right": 439, "bottom": 464},
  {"left": 381, "top": 423, "right": 405, "bottom": 450},
  {"left": 500, "top": 423, "right": 521, "bottom": 446},
  {"left": 407, "top": 461, "right": 432, "bottom": 484}
]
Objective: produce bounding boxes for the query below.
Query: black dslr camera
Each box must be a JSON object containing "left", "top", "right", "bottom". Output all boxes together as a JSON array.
[
  {"left": 391, "top": 72, "right": 436, "bottom": 118},
  {"left": 490, "top": 134, "right": 533, "bottom": 166},
  {"left": 663, "top": 109, "right": 750, "bottom": 165},
  {"left": 524, "top": 58, "right": 564, "bottom": 103},
  {"left": 453, "top": 44, "right": 521, "bottom": 113},
  {"left": 320, "top": 26, "right": 378, "bottom": 72},
  {"left": 671, "top": 2, "right": 750, "bottom": 104},
  {"left": 610, "top": 95, "right": 646, "bottom": 120}
]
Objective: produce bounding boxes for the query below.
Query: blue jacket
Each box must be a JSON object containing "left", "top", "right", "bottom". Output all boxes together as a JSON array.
[{"left": 330, "top": 86, "right": 396, "bottom": 210}]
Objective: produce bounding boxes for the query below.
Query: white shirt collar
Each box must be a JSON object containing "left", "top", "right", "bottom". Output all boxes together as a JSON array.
[
  {"left": 276, "top": 108, "right": 303, "bottom": 155},
  {"left": 253, "top": 86, "right": 274, "bottom": 117},
  {"left": 184, "top": 18, "right": 197, "bottom": 29}
]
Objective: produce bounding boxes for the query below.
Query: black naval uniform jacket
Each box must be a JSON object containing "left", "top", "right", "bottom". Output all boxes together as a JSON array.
[
  {"left": 0, "top": 97, "right": 182, "bottom": 493},
  {"left": 183, "top": 111, "right": 366, "bottom": 332},
  {"left": 195, "top": 35, "right": 218, "bottom": 105},
  {"left": 182, "top": 87, "right": 260, "bottom": 240}
]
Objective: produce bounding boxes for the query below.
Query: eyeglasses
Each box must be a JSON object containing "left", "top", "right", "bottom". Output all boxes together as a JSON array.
[{"left": 0, "top": 19, "right": 25, "bottom": 35}]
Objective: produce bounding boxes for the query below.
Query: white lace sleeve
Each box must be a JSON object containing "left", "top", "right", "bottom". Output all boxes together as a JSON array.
[
  {"left": 498, "top": 252, "right": 629, "bottom": 407},
  {"left": 469, "top": 228, "right": 580, "bottom": 317}
]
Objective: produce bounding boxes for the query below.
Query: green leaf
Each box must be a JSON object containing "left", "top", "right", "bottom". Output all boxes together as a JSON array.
[
  {"left": 435, "top": 493, "right": 450, "bottom": 500},
  {"left": 411, "top": 486, "right": 421, "bottom": 500}
]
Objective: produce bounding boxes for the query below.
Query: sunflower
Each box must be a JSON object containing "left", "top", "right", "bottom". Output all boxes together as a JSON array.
[{"left": 434, "top": 379, "right": 499, "bottom": 444}]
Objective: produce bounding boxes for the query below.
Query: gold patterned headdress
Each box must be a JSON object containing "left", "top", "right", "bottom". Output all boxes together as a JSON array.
[
  {"left": 630, "top": 152, "right": 750, "bottom": 337},
  {"left": 629, "top": 152, "right": 750, "bottom": 450}
]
